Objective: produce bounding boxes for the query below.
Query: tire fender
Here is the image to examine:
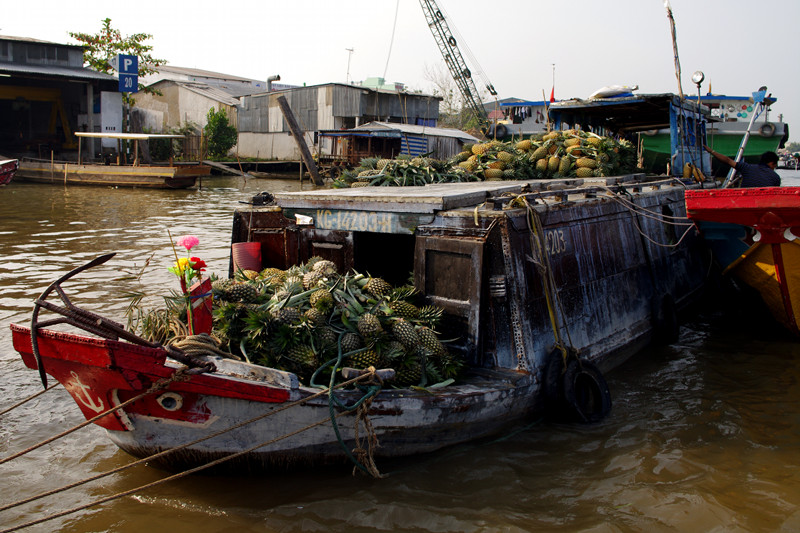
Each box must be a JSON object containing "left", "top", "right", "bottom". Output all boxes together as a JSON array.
[
  {"left": 494, "top": 124, "right": 508, "bottom": 139},
  {"left": 561, "top": 358, "right": 612, "bottom": 423},
  {"left": 760, "top": 122, "right": 776, "bottom": 138}
]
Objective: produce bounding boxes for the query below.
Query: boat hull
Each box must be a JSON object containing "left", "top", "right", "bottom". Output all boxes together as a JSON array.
[
  {"left": 15, "top": 159, "right": 210, "bottom": 189},
  {"left": 10, "top": 324, "right": 537, "bottom": 470},
  {"left": 686, "top": 187, "right": 800, "bottom": 334},
  {"left": 0, "top": 158, "right": 18, "bottom": 185}
]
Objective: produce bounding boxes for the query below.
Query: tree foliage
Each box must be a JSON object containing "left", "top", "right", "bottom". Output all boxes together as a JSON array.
[
  {"left": 69, "top": 18, "right": 166, "bottom": 104},
  {"left": 204, "top": 108, "right": 238, "bottom": 159}
]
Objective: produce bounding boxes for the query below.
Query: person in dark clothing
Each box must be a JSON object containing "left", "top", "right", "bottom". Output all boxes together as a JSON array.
[{"left": 703, "top": 145, "right": 781, "bottom": 187}]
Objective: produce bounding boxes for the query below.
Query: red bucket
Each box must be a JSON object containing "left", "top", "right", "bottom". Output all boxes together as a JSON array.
[{"left": 232, "top": 242, "right": 262, "bottom": 272}]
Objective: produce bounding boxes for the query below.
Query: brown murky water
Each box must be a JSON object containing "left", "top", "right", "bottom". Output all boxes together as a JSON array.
[{"left": 1, "top": 175, "right": 799, "bottom": 532}]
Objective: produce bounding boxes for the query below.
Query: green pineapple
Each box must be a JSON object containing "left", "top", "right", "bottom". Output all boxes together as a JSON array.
[
  {"left": 394, "top": 355, "right": 423, "bottom": 386},
  {"left": 416, "top": 326, "right": 446, "bottom": 357},
  {"left": 357, "top": 312, "right": 383, "bottom": 339},
  {"left": 391, "top": 318, "right": 420, "bottom": 349},
  {"left": 304, "top": 308, "right": 327, "bottom": 328},
  {"left": 302, "top": 269, "right": 324, "bottom": 290},
  {"left": 228, "top": 282, "right": 259, "bottom": 303},
  {"left": 309, "top": 289, "right": 333, "bottom": 312},
  {"left": 364, "top": 277, "right": 392, "bottom": 299},
  {"left": 271, "top": 306, "right": 301, "bottom": 325},
  {"left": 340, "top": 332, "right": 364, "bottom": 354},
  {"left": 282, "top": 344, "right": 318, "bottom": 373},
  {"left": 389, "top": 300, "right": 420, "bottom": 319},
  {"left": 348, "top": 347, "right": 381, "bottom": 369},
  {"left": 211, "top": 279, "right": 235, "bottom": 301}
]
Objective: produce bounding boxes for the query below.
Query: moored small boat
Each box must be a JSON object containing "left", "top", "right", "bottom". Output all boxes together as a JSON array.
[
  {"left": 0, "top": 158, "right": 18, "bottom": 185},
  {"left": 685, "top": 187, "right": 800, "bottom": 335},
  {"left": 14, "top": 133, "right": 210, "bottom": 189}
]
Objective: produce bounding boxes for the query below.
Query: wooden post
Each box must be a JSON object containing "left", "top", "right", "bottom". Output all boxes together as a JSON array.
[{"left": 276, "top": 95, "right": 324, "bottom": 186}]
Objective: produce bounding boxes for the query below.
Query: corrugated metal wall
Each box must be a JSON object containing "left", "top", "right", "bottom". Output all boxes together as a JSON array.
[{"left": 238, "top": 84, "right": 441, "bottom": 133}]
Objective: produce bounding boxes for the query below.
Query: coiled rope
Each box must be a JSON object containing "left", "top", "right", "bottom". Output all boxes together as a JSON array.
[{"left": 0, "top": 369, "right": 378, "bottom": 532}]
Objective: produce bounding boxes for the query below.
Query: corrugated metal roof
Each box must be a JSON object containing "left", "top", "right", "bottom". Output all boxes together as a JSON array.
[
  {"left": 0, "top": 35, "right": 83, "bottom": 48},
  {"left": 170, "top": 80, "right": 241, "bottom": 106},
  {"left": 0, "top": 62, "right": 115, "bottom": 82},
  {"left": 151, "top": 64, "right": 262, "bottom": 84},
  {"left": 353, "top": 122, "right": 478, "bottom": 142}
]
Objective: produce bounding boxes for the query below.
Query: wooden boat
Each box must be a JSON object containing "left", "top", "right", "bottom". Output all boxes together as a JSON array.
[
  {"left": 641, "top": 90, "right": 788, "bottom": 176},
  {"left": 685, "top": 187, "right": 800, "bottom": 334},
  {"left": 10, "top": 173, "right": 710, "bottom": 473},
  {"left": 15, "top": 133, "right": 210, "bottom": 189},
  {"left": 0, "top": 158, "right": 18, "bottom": 185}
]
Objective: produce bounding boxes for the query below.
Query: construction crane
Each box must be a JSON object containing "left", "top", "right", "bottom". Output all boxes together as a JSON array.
[{"left": 419, "top": 0, "right": 497, "bottom": 131}]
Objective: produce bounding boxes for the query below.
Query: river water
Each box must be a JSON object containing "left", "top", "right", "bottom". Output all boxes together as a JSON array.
[{"left": 1, "top": 172, "right": 799, "bottom": 532}]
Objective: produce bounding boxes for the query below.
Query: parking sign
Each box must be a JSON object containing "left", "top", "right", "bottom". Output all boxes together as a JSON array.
[{"left": 118, "top": 54, "right": 138, "bottom": 93}]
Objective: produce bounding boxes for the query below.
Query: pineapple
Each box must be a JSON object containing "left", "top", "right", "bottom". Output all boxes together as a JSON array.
[
  {"left": 558, "top": 157, "right": 572, "bottom": 175},
  {"left": 211, "top": 279, "right": 235, "bottom": 301},
  {"left": 309, "top": 289, "right": 334, "bottom": 312},
  {"left": 312, "top": 260, "right": 337, "bottom": 275},
  {"left": 348, "top": 347, "right": 381, "bottom": 369},
  {"left": 484, "top": 168, "right": 504, "bottom": 180},
  {"left": 536, "top": 158, "right": 548, "bottom": 172},
  {"left": 417, "top": 326, "right": 446, "bottom": 357},
  {"left": 364, "top": 277, "right": 392, "bottom": 299},
  {"left": 376, "top": 158, "right": 391, "bottom": 170},
  {"left": 340, "top": 332, "right": 364, "bottom": 354},
  {"left": 389, "top": 300, "right": 420, "bottom": 319},
  {"left": 531, "top": 146, "right": 548, "bottom": 160},
  {"left": 471, "top": 143, "right": 489, "bottom": 156},
  {"left": 302, "top": 269, "right": 324, "bottom": 290},
  {"left": 576, "top": 167, "right": 595, "bottom": 178},
  {"left": 228, "top": 282, "right": 259, "bottom": 303},
  {"left": 357, "top": 312, "right": 383, "bottom": 339},
  {"left": 282, "top": 344, "right": 318, "bottom": 370},
  {"left": 271, "top": 306, "right": 301, "bottom": 325},
  {"left": 547, "top": 156, "right": 561, "bottom": 173},
  {"left": 391, "top": 318, "right": 420, "bottom": 349},
  {"left": 304, "top": 308, "right": 327, "bottom": 328},
  {"left": 394, "top": 356, "right": 423, "bottom": 386},
  {"left": 515, "top": 140, "right": 532, "bottom": 151},
  {"left": 487, "top": 161, "right": 505, "bottom": 170},
  {"left": 576, "top": 157, "right": 598, "bottom": 169},
  {"left": 497, "top": 151, "right": 514, "bottom": 163}
]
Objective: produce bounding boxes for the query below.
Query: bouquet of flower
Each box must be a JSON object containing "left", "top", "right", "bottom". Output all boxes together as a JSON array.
[
  {"left": 169, "top": 234, "right": 207, "bottom": 334},
  {"left": 169, "top": 235, "right": 207, "bottom": 293}
]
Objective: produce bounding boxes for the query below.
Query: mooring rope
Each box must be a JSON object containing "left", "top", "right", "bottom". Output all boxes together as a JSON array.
[
  {"left": 0, "top": 366, "right": 200, "bottom": 467},
  {"left": 0, "top": 370, "right": 378, "bottom": 517},
  {"left": 169, "top": 332, "right": 241, "bottom": 360},
  {"left": 0, "top": 383, "right": 59, "bottom": 418},
  {"left": 0, "top": 409, "right": 355, "bottom": 533}
]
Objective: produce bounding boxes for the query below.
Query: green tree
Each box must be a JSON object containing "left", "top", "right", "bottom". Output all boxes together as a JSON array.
[
  {"left": 69, "top": 18, "right": 166, "bottom": 104},
  {"left": 785, "top": 142, "right": 800, "bottom": 153},
  {"left": 204, "top": 108, "right": 238, "bottom": 159}
]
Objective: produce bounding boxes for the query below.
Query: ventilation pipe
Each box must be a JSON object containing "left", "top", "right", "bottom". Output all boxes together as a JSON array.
[{"left": 267, "top": 74, "right": 280, "bottom": 92}]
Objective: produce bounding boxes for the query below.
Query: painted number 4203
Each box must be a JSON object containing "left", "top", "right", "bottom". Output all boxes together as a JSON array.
[{"left": 545, "top": 229, "right": 567, "bottom": 255}]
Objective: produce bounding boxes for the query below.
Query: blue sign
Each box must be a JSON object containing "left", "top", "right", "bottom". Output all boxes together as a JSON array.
[{"left": 117, "top": 54, "right": 138, "bottom": 93}]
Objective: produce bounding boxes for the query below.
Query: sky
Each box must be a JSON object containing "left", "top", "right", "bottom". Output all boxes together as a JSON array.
[{"left": 5, "top": 0, "right": 799, "bottom": 139}]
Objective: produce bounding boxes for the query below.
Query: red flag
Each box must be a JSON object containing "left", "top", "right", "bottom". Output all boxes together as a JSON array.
[{"left": 549, "top": 86, "right": 555, "bottom": 103}]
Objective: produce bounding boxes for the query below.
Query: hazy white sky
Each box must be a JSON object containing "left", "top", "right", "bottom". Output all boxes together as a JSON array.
[{"left": 6, "top": 0, "right": 798, "bottom": 137}]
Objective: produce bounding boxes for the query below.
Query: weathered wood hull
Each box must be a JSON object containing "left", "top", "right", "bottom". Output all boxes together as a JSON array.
[{"left": 15, "top": 159, "right": 209, "bottom": 189}]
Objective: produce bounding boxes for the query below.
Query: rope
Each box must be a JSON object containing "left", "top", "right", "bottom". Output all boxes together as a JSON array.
[
  {"left": 0, "top": 410, "right": 354, "bottom": 533},
  {"left": 0, "top": 371, "right": 377, "bottom": 517},
  {"left": 0, "top": 383, "right": 59, "bottom": 418},
  {"left": 0, "top": 366, "right": 198, "bottom": 467},
  {"left": 169, "top": 332, "right": 241, "bottom": 361},
  {"left": 518, "top": 196, "right": 574, "bottom": 359},
  {"left": 351, "top": 388, "right": 383, "bottom": 478}
]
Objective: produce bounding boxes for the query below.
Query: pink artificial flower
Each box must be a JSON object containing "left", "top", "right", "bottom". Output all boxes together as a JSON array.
[{"left": 177, "top": 235, "right": 199, "bottom": 251}]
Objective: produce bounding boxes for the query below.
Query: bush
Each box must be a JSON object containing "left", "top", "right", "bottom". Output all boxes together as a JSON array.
[{"left": 204, "top": 108, "right": 238, "bottom": 159}]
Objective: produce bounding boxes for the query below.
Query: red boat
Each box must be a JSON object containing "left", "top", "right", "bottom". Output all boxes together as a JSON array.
[
  {"left": 685, "top": 186, "right": 800, "bottom": 334},
  {"left": 0, "top": 158, "right": 18, "bottom": 185}
]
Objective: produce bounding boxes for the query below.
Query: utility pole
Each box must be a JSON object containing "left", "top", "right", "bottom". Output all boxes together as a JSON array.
[{"left": 345, "top": 48, "right": 354, "bottom": 84}]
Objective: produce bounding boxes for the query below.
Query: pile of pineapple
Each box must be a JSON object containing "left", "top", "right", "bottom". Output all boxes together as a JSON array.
[
  {"left": 331, "top": 130, "right": 638, "bottom": 187},
  {"left": 210, "top": 258, "right": 462, "bottom": 388}
]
